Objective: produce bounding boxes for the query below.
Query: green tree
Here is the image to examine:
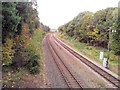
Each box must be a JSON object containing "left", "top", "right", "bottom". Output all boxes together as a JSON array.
[
  {"left": 59, "top": 7, "right": 119, "bottom": 50},
  {"left": 111, "top": 8, "right": 120, "bottom": 54},
  {"left": 2, "top": 2, "right": 21, "bottom": 42}
]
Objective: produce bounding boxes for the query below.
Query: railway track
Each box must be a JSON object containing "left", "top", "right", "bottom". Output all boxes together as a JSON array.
[
  {"left": 52, "top": 34, "right": 120, "bottom": 89},
  {"left": 46, "top": 34, "right": 83, "bottom": 88}
]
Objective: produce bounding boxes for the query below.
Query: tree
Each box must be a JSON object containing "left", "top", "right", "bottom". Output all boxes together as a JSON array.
[
  {"left": 58, "top": 25, "right": 64, "bottom": 33},
  {"left": 111, "top": 8, "right": 120, "bottom": 55},
  {"left": 2, "top": 2, "right": 21, "bottom": 42},
  {"left": 59, "top": 7, "right": 119, "bottom": 50},
  {"left": 16, "top": 2, "right": 40, "bottom": 35},
  {"left": 13, "top": 23, "right": 30, "bottom": 67}
]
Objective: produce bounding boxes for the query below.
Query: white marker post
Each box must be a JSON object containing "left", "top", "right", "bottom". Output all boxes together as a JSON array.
[{"left": 99, "top": 52, "right": 104, "bottom": 60}]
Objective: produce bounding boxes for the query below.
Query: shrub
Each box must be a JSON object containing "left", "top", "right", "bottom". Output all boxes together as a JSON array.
[
  {"left": 86, "top": 46, "right": 92, "bottom": 50},
  {"left": 2, "top": 38, "right": 15, "bottom": 65},
  {"left": 26, "top": 29, "right": 45, "bottom": 74},
  {"left": 12, "top": 23, "right": 30, "bottom": 67},
  {"left": 28, "top": 53, "right": 40, "bottom": 74}
]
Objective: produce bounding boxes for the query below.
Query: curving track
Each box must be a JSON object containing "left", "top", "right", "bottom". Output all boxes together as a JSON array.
[
  {"left": 52, "top": 33, "right": 120, "bottom": 89},
  {"left": 46, "top": 34, "right": 83, "bottom": 88}
]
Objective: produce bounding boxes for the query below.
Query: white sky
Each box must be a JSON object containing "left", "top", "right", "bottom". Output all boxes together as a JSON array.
[{"left": 37, "top": 0, "right": 119, "bottom": 29}]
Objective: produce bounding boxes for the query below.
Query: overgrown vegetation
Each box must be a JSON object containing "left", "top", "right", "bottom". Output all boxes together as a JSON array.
[
  {"left": 2, "top": 38, "right": 15, "bottom": 65},
  {"left": 2, "top": 1, "right": 49, "bottom": 71},
  {"left": 26, "top": 29, "right": 45, "bottom": 74},
  {"left": 58, "top": 7, "right": 120, "bottom": 55},
  {"left": 2, "top": 2, "right": 40, "bottom": 67},
  {"left": 58, "top": 33, "right": 119, "bottom": 74},
  {"left": 2, "top": 1, "right": 49, "bottom": 88},
  {"left": 58, "top": 7, "right": 120, "bottom": 74}
]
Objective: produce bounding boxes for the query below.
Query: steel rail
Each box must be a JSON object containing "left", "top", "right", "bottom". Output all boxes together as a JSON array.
[
  {"left": 52, "top": 34, "right": 120, "bottom": 89},
  {"left": 46, "top": 35, "right": 83, "bottom": 88}
]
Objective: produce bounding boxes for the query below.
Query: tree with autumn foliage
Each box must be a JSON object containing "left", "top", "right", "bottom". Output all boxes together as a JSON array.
[{"left": 59, "top": 7, "right": 119, "bottom": 54}]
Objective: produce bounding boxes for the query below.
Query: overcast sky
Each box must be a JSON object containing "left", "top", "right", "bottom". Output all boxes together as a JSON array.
[{"left": 37, "top": 0, "right": 119, "bottom": 29}]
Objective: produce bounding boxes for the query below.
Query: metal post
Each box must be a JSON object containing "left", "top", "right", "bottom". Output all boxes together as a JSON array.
[
  {"left": 106, "top": 30, "right": 116, "bottom": 68},
  {"left": 106, "top": 30, "right": 110, "bottom": 68}
]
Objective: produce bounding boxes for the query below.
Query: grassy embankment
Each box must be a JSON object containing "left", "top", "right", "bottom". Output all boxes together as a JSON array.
[
  {"left": 57, "top": 32, "right": 120, "bottom": 75},
  {"left": 27, "top": 29, "right": 46, "bottom": 74},
  {"left": 2, "top": 29, "right": 46, "bottom": 88}
]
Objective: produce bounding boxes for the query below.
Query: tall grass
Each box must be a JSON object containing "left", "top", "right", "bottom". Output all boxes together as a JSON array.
[
  {"left": 26, "top": 29, "right": 45, "bottom": 74},
  {"left": 58, "top": 33, "right": 119, "bottom": 74}
]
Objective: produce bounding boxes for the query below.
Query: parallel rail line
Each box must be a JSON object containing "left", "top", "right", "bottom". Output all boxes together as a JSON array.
[
  {"left": 46, "top": 35, "right": 83, "bottom": 88},
  {"left": 52, "top": 34, "right": 120, "bottom": 89}
]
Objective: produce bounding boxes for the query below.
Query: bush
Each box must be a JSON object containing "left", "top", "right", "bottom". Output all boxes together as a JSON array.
[
  {"left": 26, "top": 44, "right": 40, "bottom": 74},
  {"left": 109, "top": 54, "right": 118, "bottom": 61},
  {"left": 26, "top": 37, "right": 39, "bottom": 74},
  {"left": 86, "top": 46, "right": 92, "bottom": 50},
  {"left": 12, "top": 24, "right": 30, "bottom": 67},
  {"left": 28, "top": 53, "right": 40, "bottom": 74},
  {"left": 26, "top": 29, "right": 45, "bottom": 74},
  {"left": 2, "top": 38, "right": 15, "bottom": 66}
]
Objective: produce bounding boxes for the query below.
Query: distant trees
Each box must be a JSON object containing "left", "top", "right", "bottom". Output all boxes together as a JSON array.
[
  {"left": 40, "top": 23, "right": 50, "bottom": 32},
  {"left": 58, "top": 7, "right": 119, "bottom": 54}
]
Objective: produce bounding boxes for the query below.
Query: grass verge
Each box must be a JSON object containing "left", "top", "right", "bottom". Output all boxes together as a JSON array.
[
  {"left": 57, "top": 32, "right": 120, "bottom": 75},
  {"left": 26, "top": 29, "right": 46, "bottom": 74}
]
